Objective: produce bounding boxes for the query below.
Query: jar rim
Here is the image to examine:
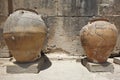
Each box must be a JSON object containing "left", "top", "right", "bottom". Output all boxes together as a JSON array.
[
  {"left": 89, "top": 18, "right": 109, "bottom": 24},
  {"left": 14, "top": 8, "right": 38, "bottom": 14}
]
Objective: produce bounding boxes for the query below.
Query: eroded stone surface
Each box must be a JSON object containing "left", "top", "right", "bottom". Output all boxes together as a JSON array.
[
  {"left": 57, "top": 0, "right": 98, "bottom": 16},
  {"left": 107, "top": 16, "right": 120, "bottom": 54},
  {"left": 0, "top": 0, "right": 9, "bottom": 16},
  {"left": 44, "top": 17, "right": 89, "bottom": 55},
  {"left": 98, "top": 0, "right": 120, "bottom": 16},
  {"left": 12, "top": 0, "right": 57, "bottom": 16}
]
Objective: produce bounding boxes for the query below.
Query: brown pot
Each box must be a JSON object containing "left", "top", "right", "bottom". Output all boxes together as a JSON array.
[
  {"left": 80, "top": 18, "right": 118, "bottom": 63},
  {"left": 3, "top": 10, "right": 47, "bottom": 62}
]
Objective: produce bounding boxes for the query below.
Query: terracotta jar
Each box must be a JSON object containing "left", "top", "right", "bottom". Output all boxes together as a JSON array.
[
  {"left": 80, "top": 18, "right": 118, "bottom": 63},
  {"left": 3, "top": 10, "right": 47, "bottom": 62}
]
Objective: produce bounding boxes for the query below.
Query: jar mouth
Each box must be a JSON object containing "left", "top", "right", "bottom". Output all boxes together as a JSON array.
[{"left": 89, "top": 18, "right": 109, "bottom": 24}]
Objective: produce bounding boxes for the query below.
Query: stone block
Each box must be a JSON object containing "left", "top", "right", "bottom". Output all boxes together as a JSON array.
[
  {"left": 0, "top": 58, "right": 11, "bottom": 62},
  {"left": 81, "top": 58, "right": 114, "bottom": 72},
  {"left": 7, "top": 62, "right": 38, "bottom": 73},
  {"left": 0, "top": 0, "right": 9, "bottom": 16},
  {"left": 114, "top": 57, "right": 120, "bottom": 64},
  {"left": 12, "top": 0, "right": 57, "bottom": 16},
  {"left": 0, "top": 16, "right": 9, "bottom": 58},
  {"left": 0, "top": 52, "right": 10, "bottom": 58},
  {"left": 0, "top": 46, "right": 10, "bottom": 58},
  {"left": 44, "top": 17, "right": 89, "bottom": 55},
  {"left": 57, "top": 0, "right": 98, "bottom": 16},
  {"left": 7, "top": 57, "right": 45, "bottom": 73},
  {"left": 98, "top": 0, "right": 120, "bottom": 16},
  {"left": 0, "top": 45, "right": 10, "bottom": 58},
  {"left": 107, "top": 16, "right": 120, "bottom": 54},
  {"left": 0, "top": 16, "right": 7, "bottom": 27},
  {"left": 0, "top": 66, "right": 6, "bottom": 74}
]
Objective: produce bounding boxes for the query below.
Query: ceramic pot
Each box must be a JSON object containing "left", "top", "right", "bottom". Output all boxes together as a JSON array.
[
  {"left": 80, "top": 19, "right": 118, "bottom": 63},
  {"left": 3, "top": 10, "right": 47, "bottom": 62}
]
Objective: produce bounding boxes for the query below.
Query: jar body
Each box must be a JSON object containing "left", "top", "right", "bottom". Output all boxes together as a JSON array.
[
  {"left": 3, "top": 10, "right": 47, "bottom": 62},
  {"left": 80, "top": 19, "right": 118, "bottom": 63}
]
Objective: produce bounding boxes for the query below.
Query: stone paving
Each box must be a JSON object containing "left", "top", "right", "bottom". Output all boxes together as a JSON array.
[{"left": 0, "top": 53, "right": 120, "bottom": 80}]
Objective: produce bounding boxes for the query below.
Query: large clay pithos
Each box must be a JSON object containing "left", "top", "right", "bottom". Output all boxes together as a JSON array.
[
  {"left": 80, "top": 18, "right": 118, "bottom": 63},
  {"left": 3, "top": 10, "right": 47, "bottom": 62}
]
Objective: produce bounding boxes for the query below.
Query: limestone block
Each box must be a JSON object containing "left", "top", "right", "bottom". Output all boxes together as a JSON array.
[
  {"left": 7, "top": 57, "right": 45, "bottom": 73},
  {"left": 7, "top": 63, "right": 38, "bottom": 73},
  {"left": 0, "top": 46, "right": 10, "bottom": 58},
  {"left": 12, "top": 0, "right": 57, "bottom": 16},
  {"left": 98, "top": 0, "right": 120, "bottom": 16},
  {"left": 57, "top": 0, "right": 98, "bottom": 16},
  {"left": 81, "top": 58, "right": 114, "bottom": 72},
  {"left": 107, "top": 16, "right": 120, "bottom": 54},
  {"left": 0, "top": 16, "right": 7, "bottom": 27},
  {"left": 0, "top": 16, "right": 9, "bottom": 58},
  {"left": 44, "top": 17, "right": 90, "bottom": 55},
  {"left": 114, "top": 57, "right": 120, "bottom": 64},
  {"left": 0, "top": 0, "right": 9, "bottom": 16}
]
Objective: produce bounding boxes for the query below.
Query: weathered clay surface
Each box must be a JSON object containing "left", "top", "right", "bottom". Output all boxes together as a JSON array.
[
  {"left": 80, "top": 19, "right": 118, "bottom": 63},
  {"left": 3, "top": 10, "right": 47, "bottom": 62}
]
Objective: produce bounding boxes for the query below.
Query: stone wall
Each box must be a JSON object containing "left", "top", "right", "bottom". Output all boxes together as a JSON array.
[
  {"left": 0, "top": 0, "right": 120, "bottom": 56},
  {"left": 0, "top": 0, "right": 10, "bottom": 57}
]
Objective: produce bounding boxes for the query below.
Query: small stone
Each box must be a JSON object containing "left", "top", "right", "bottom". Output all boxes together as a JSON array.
[
  {"left": 114, "top": 57, "right": 120, "bottom": 64},
  {"left": 57, "top": 56, "right": 63, "bottom": 60}
]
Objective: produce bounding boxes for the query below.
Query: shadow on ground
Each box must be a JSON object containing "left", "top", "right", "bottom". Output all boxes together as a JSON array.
[
  {"left": 38, "top": 53, "right": 52, "bottom": 72},
  {"left": 12, "top": 52, "right": 52, "bottom": 73}
]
